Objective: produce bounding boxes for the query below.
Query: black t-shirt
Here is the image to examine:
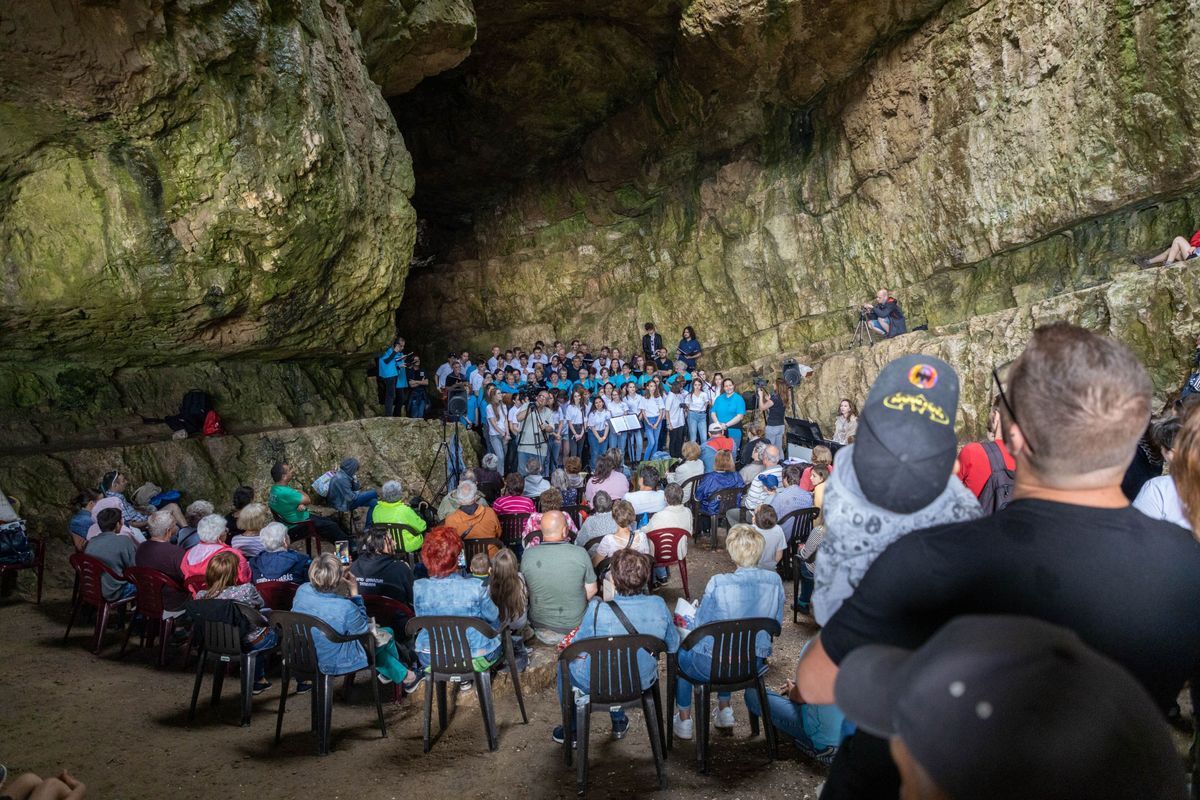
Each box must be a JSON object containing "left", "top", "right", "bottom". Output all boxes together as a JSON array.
[
  {"left": 408, "top": 367, "right": 427, "bottom": 385},
  {"left": 766, "top": 392, "right": 785, "bottom": 425},
  {"left": 822, "top": 499, "right": 1200, "bottom": 711},
  {"left": 445, "top": 373, "right": 468, "bottom": 388},
  {"left": 654, "top": 357, "right": 673, "bottom": 373}
]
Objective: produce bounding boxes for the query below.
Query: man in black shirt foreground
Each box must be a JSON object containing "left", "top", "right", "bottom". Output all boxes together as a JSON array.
[{"left": 795, "top": 322, "right": 1200, "bottom": 797}]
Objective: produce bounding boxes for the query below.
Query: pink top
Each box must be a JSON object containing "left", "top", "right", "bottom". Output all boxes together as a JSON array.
[
  {"left": 584, "top": 472, "right": 630, "bottom": 505},
  {"left": 492, "top": 495, "right": 535, "bottom": 516}
]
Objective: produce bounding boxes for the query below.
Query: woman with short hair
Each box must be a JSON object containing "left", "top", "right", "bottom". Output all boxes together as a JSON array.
[
  {"left": 591, "top": 499, "right": 650, "bottom": 564},
  {"left": 292, "top": 553, "right": 416, "bottom": 689},
  {"left": 675, "top": 441, "right": 705, "bottom": 501},
  {"left": 492, "top": 473, "right": 535, "bottom": 516},
  {"left": 554, "top": 549, "right": 679, "bottom": 744},
  {"left": 695, "top": 450, "right": 743, "bottom": 520},
  {"left": 180, "top": 514, "right": 251, "bottom": 590},
  {"left": 232, "top": 503, "right": 271, "bottom": 558},
  {"left": 412, "top": 527, "right": 503, "bottom": 676},
  {"left": 672, "top": 525, "right": 784, "bottom": 739},
  {"left": 250, "top": 522, "right": 311, "bottom": 583}
]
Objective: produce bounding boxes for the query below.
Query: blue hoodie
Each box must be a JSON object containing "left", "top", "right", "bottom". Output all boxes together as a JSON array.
[{"left": 251, "top": 549, "right": 311, "bottom": 584}]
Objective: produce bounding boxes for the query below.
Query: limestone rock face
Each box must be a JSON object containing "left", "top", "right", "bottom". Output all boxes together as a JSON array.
[
  {"left": 352, "top": 0, "right": 477, "bottom": 96},
  {"left": 401, "top": 0, "right": 1200, "bottom": 421},
  {"left": 0, "top": 0, "right": 416, "bottom": 370}
]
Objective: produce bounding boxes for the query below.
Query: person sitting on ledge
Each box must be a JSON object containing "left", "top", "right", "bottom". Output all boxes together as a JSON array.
[
  {"left": 326, "top": 457, "right": 378, "bottom": 527},
  {"left": 98, "top": 469, "right": 186, "bottom": 530},
  {"left": 268, "top": 461, "right": 345, "bottom": 544},
  {"left": 251, "top": 522, "right": 311, "bottom": 584},
  {"left": 1136, "top": 231, "right": 1200, "bottom": 268},
  {"left": 861, "top": 288, "right": 908, "bottom": 338}
]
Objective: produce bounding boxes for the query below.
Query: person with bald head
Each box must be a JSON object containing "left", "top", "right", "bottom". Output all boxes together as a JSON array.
[
  {"left": 519, "top": 509, "right": 598, "bottom": 646},
  {"left": 728, "top": 443, "right": 784, "bottom": 528},
  {"left": 861, "top": 288, "right": 907, "bottom": 339}
]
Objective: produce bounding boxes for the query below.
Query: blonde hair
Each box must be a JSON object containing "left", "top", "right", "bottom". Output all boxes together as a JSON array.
[
  {"left": 714, "top": 450, "right": 735, "bottom": 472},
  {"left": 204, "top": 551, "right": 242, "bottom": 596},
  {"left": 810, "top": 446, "right": 833, "bottom": 467},
  {"left": 682, "top": 441, "right": 701, "bottom": 461},
  {"left": 236, "top": 502, "right": 271, "bottom": 533},
  {"left": 726, "top": 524, "right": 765, "bottom": 568},
  {"left": 308, "top": 553, "right": 344, "bottom": 593}
]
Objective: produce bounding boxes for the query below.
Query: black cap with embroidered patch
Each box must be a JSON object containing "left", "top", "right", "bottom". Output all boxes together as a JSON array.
[
  {"left": 851, "top": 354, "right": 959, "bottom": 513},
  {"left": 834, "top": 615, "right": 1186, "bottom": 800}
]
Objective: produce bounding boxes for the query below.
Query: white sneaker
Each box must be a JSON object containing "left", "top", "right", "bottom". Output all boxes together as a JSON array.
[
  {"left": 672, "top": 713, "right": 694, "bottom": 740},
  {"left": 713, "top": 705, "right": 735, "bottom": 729}
]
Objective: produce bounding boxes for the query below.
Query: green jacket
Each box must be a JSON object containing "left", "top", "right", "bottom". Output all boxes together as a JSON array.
[{"left": 372, "top": 500, "right": 427, "bottom": 551}]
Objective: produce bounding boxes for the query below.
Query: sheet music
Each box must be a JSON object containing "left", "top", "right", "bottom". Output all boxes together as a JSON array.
[{"left": 610, "top": 414, "right": 642, "bottom": 433}]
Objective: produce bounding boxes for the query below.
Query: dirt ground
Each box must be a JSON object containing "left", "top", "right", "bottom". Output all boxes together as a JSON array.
[{"left": 0, "top": 545, "right": 830, "bottom": 800}]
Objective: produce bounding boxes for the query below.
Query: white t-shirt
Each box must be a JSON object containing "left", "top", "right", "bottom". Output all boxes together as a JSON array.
[
  {"left": 687, "top": 392, "right": 709, "bottom": 413},
  {"left": 641, "top": 395, "right": 665, "bottom": 419},
  {"left": 435, "top": 362, "right": 453, "bottom": 388},
  {"left": 666, "top": 393, "right": 686, "bottom": 428},
  {"left": 625, "top": 489, "right": 667, "bottom": 518},
  {"left": 469, "top": 370, "right": 485, "bottom": 392},
  {"left": 602, "top": 396, "right": 622, "bottom": 414},
  {"left": 756, "top": 525, "right": 787, "bottom": 569},
  {"left": 587, "top": 410, "right": 611, "bottom": 431},
  {"left": 486, "top": 404, "right": 508, "bottom": 436},
  {"left": 487, "top": 356, "right": 501, "bottom": 373},
  {"left": 593, "top": 531, "right": 651, "bottom": 560},
  {"left": 1133, "top": 475, "right": 1192, "bottom": 530},
  {"left": 564, "top": 405, "right": 585, "bottom": 426},
  {"left": 507, "top": 404, "right": 523, "bottom": 433}
]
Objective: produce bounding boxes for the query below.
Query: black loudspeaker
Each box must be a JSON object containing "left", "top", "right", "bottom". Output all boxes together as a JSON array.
[
  {"left": 446, "top": 388, "right": 469, "bottom": 418},
  {"left": 742, "top": 391, "right": 758, "bottom": 411},
  {"left": 782, "top": 359, "right": 803, "bottom": 387}
]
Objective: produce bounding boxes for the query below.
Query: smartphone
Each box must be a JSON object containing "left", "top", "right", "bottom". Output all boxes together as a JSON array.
[{"left": 335, "top": 540, "right": 351, "bottom": 565}]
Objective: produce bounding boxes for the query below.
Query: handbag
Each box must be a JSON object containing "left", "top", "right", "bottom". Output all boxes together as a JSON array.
[{"left": 0, "top": 519, "right": 33, "bottom": 565}]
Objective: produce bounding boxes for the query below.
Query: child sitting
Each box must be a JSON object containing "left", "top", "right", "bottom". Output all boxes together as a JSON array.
[{"left": 469, "top": 552, "right": 491, "bottom": 582}]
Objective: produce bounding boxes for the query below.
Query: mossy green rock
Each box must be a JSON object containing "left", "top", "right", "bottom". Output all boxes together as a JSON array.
[{"left": 0, "top": 0, "right": 417, "bottom": 368}]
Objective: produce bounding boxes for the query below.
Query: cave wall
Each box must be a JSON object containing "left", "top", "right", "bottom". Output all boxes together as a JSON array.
[{"left": 402, "top": 0, "right": 1200, "bottom": 426}]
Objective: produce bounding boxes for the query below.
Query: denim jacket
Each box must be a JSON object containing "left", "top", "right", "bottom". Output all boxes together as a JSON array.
[
  {"left": 291, "top": 583, "right": 371, "bottom": 675},
  {"left": 326, "top": 470, "right": 360, "bottom": 513},
  {"left": 413, "top": 574, "right": 501, "bottom": 658},
  {"left": 689, "top": 567, "right": 784, "bottom": 659},
  {"left": 568, "top": 594, "right": 680, "bottom": 691}
]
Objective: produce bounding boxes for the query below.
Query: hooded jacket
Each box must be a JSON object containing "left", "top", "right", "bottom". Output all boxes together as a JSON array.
[
  {"left": 326, "top": 458, "right": 361, "bottom": 512},
  {"left": 180, "top": 542, "right": 251, "bottom": 591}
]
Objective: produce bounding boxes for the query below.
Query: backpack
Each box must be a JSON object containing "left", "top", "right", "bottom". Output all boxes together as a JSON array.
[
  {"left": 0, "top": 519, "right": 33, "bottom": 566},
  {"left": 311, "top": 470, "right": 336, "bottom": 498},
  {"left": 977, "top": 441, "right": 1015, "bottom": 515},
  {"left": 201, "top": 410, "right": 225, "bottom": 436},
  {"left": 179, "top": 389, "right": 213, "bottom": 433}
]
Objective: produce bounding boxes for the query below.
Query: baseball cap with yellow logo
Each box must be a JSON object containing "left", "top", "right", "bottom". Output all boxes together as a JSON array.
[{"left": 852, "top": 354, "right": 959, "bottom": 513}]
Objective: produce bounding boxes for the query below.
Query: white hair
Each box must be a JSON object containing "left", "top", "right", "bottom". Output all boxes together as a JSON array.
[
  {"left": 259, "top": 522, "right": 290, "bottom": 552},
  {"left": 185, "top": 500, "right": 214, "bottom": 521},
  {"left": 381, "top": 480, "right": 403, "bottom": 503},
  {"left": 196, "top": 513, "right": 228, "bottom": 543},
  {"left": 455, "top": 480, "right": 478, "bottom": 504},
  {"left": 763, "top": 445, "right": 782, "bottom": 466},
  {"left": 481, "top": 453, "right": 499, "bottom": 470},
  {"left": 147, "top": 510, "right": 175, "bottom": 540}
]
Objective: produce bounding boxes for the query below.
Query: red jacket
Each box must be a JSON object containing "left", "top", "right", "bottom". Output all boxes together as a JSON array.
[{"left": 180, "top": 543, "right": 251, "bottom": 594}]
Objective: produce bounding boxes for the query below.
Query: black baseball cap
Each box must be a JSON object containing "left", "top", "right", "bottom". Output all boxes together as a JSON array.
[
  {"left": 851, "top": 354, "right": 959, "bottom": 513},
  {"left": 835, "top": 615, "right": 1186, "bottom": 800}
]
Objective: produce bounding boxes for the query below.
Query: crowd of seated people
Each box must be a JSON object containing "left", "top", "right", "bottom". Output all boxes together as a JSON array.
[{"left": 45, "top": 319, "right": 1200, "bottom": 798}]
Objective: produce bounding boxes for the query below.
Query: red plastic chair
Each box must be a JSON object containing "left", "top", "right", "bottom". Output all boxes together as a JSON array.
[
  {"left": 64, "top": 553, "right": 137, "bottom": 654},
  {"left": 646, "top": 527, "right": 692, "bottom": 599},
  {"left": 361, "top": 594, "right": 414, "bottom": 624},
  {"left": 255, "top": 580, "right": 299, "bottom": 612},
  {"left": 184, "top": 574, "right": 207, "bottom": 597},
  {"left": 0, "top": 535, "right": 45, "bottom": 604},
  {"left": 120, "top": 566, "right": 187, "bottom": 667},
  {"left": 271, "top": 509, "right": 322, "bottom": 556}
]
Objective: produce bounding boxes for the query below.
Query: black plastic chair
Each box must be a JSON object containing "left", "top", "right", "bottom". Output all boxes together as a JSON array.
[
  {"left": 559, "top": 504, "right": 589, "bottom": 530},
  {"left": 375, "top": 522, "right": 423, "bottom": 566},
  {"left": 496, "top": 513, "right": 530, "bottom": 549},
  {"left": 187, "top": 600, "right": 275, "bottom": 727},
  {"left": 667, "top": 617, "right": 781, "bottom": 773},
  {"left": 463, "top": 537, "right": 505, "bottom": 567},
  {"left": 776, "top": 507, "right": 819, "bottom": 579},
  {"left": 557, "top": 634, "right": 669, "bottom": 793},
  {"left": 701, "top": 486, "right": 743, "bottom": 548},
  {"left": 405, "top": 615, "right": 528, "bottom": 753},
  {"left": 781, "top": 509, "right": 819, "bottom": 623},
  {"left": 270, "top": 609, "right": 388, "bottom": 755}
]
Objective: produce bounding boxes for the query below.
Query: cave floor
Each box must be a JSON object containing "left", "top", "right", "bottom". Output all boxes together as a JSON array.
[{"left": 0, "top": 545, "right": 828, "bottom": 799}]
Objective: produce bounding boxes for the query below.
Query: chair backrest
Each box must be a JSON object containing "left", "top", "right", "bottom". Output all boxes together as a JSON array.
[
  {"left": 405, "top": 615, "right": 499, "bottom": 676},
  {"left": 463, "top": 538, "right": 504, "bottom": 566},
  {"left": 713, "top": 486, "right": 743, "bottom": 515},
  {"left": 779, "top": 507, "right": 819, "bottom": 549},
  {"left": 362, "top": 593, "right": 414, "bottom": 623},
  {"left": 188, "top": 600, "right": 263, "bottom": 659},
  {"left": 270, "top": 609, "right": 337, "bottom": 678},
  {"left": 558, "top": 634, "right": 667, "bottom": 704},
  {"left": 497, "top": 513, "right": 530, "bottom": 547},
  {"left": 477, "top": 479, "right": 502, "bottom": 504},
  {"left": 184, "top": 574, "right": 207, "bottom": 596},
  {"left": 645, "top": 528, "right": 689, "bottom": 566},
  {"left": 123, "top": 566, "right": 183, "bottom": 621},
  {"left": 375, "top": 522, "right": 422, "bottom": 553},
  {"left": 679, "top": 473, "right": 705, "bottom": 528},
  {"left": 680, "top": 617, "right": 781, "bottom": 687},
  {"left": 69, "top": 552, "right": 123, "bottom": 607},
  {"left": 560, "top": 504, "right": 588, "bottom": 529},
  {"left": 255, "top": 580, "right": 299, "bottom": 611}
]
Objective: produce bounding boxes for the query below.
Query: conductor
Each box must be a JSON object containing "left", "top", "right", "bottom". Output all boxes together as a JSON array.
[{"left": 861, "top": 289, "right": 908, "bottom": 339}]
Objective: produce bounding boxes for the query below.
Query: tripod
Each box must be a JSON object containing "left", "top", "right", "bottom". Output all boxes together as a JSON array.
[
  {"left": 853, "top": 310, "right": 877, "bottom": 348},
  {"left": 421, "top": 414, "right": 465, "bottom": 504},
  {"left": 517, "top": 398, "right": 552, "bottom": 477}
]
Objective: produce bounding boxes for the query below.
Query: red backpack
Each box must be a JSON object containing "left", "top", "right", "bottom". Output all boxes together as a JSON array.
[{"left": 202, "top": 410, "right": 225, "bottom": 436}]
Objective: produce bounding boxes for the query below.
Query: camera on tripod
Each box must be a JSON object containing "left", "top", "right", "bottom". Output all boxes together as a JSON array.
[{"left": 752, "top": 377, "right": 770, "bottom": 389}]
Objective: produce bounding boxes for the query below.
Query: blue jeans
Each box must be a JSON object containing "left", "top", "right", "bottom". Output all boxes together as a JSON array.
[
  {"left": 587, "top": 431, "right": 605, "bottom": 469},
  {"left": 675, "top": 649, "right": 762, "bottom": 709},
  {"left": 687, "top": 411, "right": 707, "bottom": 443},
  {"left": 408, "top": 392, "right": 428, "bottom": 419},
  {"left": 350, "top": 490, "right": 378, "bottom": 527},
  {"left": 796, "top": 561, "right": 815, "bottom": 609},
  {"left": 743, "top": 689, "right": 854, "bottom": 751},
  {"left": 489, "top": 434, "right": 507, "bottom": 463},
  {"left": 557, "top": 670, "right": 627, "bottom": 727},
  {"left": 727, "top": 427, "right": 742, "bottom": 449},
  {"left": 249, "top": 626, "right": 278, "bottom": 681},
  {"left": 611, "top": 430, "right": 626, "bottom": 460},
  {"left": 765, "top": 424, "right": 785, "bottom": 449}
]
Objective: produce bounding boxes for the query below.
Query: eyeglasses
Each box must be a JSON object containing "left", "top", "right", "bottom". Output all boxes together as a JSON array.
[{"left": 991, "top": 361, "right": 1035, "bottom": 456}]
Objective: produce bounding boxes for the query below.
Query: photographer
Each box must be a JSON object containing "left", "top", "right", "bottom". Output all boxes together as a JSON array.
[
  {"left": 861, "top": 288, "right": 907, "bottom": 339},
  {"left": 516, "top": 389, "right": 555, "bottom": 478}
]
